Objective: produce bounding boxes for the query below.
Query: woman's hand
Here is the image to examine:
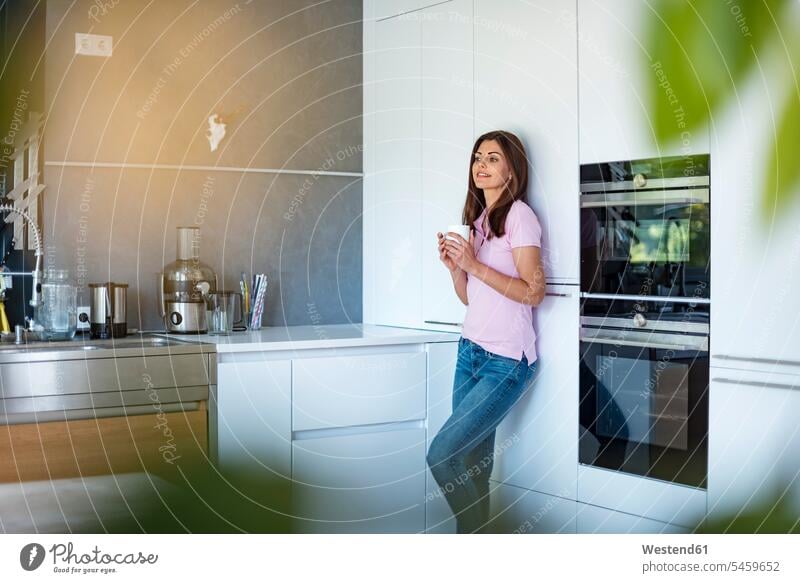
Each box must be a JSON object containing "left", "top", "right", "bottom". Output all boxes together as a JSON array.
[
  {"left": 437, "top": 232, "right": 459, "bottom": 273},
  {"left": 444, "top": 231, "right": 479, "bottom": 275}
]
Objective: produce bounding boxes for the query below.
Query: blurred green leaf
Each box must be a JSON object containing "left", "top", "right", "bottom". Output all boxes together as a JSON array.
[
  {"left": 645, "top": 0, "right": 783, "bottom": 144},
  {"left": 764, "top": 86, "right": 800, "bottom": 217}
]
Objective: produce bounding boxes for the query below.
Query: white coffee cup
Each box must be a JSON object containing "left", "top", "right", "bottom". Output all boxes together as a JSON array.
[{"left": 445, "top": 224, "right": 470, "bottom": 242}]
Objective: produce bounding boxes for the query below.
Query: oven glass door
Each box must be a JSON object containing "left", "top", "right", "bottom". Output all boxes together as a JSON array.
[
  {"left": 579, "top": 340, "right": 709, "bottom": 488},
  {"left": 580, "top": 202, "right": 710, "bottom": 297}
]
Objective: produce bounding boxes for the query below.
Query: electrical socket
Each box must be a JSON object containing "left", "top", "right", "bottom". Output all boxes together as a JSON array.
[
  {"left": 77, "top": 306, "right": 91, "bottom": 331},
  {"left": 75, "top": 33, "right": 113, "bottom": 57}
]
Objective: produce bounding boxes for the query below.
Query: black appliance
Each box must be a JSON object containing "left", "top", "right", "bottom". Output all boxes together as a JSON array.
[
  {"left": 580, "top": 154, "right": 709, "bottom": 298},
  {"left": 579, "top": 155, "right": 710, "bottom": 489}
]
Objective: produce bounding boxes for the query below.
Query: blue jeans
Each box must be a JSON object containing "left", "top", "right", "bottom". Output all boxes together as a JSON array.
[{"left": 426, "top": 337, "right": 537, "bottom": 533}]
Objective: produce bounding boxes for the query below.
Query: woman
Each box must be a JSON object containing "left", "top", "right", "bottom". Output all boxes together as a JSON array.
[{"left": 426, "top": 130, "right": 546, "bottom": 533}]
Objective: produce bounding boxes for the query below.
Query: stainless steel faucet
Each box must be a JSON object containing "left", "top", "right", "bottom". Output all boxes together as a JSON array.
[{"left": 0, "top": 204, "right": 43, "bottom": 321}]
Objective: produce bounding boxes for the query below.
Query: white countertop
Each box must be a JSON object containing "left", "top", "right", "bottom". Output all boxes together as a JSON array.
[{"left": 162, "top": 324, "right": 459, "bottom": 353}]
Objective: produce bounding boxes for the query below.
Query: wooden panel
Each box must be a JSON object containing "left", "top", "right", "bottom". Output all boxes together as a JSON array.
[{"left": 0, "top": 405, "right": 207, "bottom": 483}]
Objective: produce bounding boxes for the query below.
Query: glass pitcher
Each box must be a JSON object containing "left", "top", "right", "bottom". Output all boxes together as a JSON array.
[{"left": 36, "top": 269, "right": 78, "bottom": 341}]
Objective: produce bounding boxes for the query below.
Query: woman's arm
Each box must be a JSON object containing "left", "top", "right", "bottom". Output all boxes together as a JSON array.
[
  {"left": 445, "top": 235, "right": 546, "bottom": 306},
  {"left": 438, "top": 232, "right": 469, "bottom": 305},
  {"left": 451, "top": 268, "right": 468, "bottom": 305}
]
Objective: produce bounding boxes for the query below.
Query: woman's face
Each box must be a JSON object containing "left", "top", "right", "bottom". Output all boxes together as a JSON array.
[{"left": 472, "top": 139, "right": 511, "bottom": 191}]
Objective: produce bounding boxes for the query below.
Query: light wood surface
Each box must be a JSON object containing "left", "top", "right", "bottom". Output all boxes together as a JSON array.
[{"left": 0, "top": 404, "right": 207, "bottom": 483}]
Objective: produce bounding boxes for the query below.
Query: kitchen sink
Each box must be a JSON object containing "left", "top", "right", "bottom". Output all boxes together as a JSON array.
[{"left": 0, "top": 334, "right": 212, "bottom": 363}]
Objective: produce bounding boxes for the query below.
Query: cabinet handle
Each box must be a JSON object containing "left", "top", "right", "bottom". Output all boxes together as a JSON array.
[
  {"left": 713, "top": 355, "right": 800, "bottom": 367},
  {"left": 545, "top": 292, "right": 572, "bottom": 298},
  {"left": 713, "top": 378, "right": 799, "bottom": 391},
  {"left": 424, "top": 320, "right": 462, "bottom": 327}
]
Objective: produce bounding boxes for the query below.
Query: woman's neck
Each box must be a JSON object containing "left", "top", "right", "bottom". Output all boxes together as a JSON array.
[{"left": 483, "top": 188, "right": 502, "bottom": 211}]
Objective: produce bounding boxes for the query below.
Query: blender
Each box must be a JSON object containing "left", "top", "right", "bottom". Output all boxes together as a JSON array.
[{"left": 159, "top": 226, "right": 217, "bottom": 333}]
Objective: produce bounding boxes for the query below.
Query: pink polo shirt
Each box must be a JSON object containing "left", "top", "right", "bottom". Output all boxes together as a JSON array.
[{"left": 461, "top": 200, "right": 542, "bottom": 363}]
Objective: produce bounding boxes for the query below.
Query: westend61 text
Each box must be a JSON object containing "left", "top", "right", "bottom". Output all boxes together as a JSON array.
[{"left": 642, "top": 544, "right": 708, "bottom": 555}]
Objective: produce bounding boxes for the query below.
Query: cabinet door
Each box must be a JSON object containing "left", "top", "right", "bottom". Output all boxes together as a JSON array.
[
  {"left": 577, "top": 0, "right": 709, "bottom": 163},
  {"left": 369, "top": 0, "right": 453, "bottom": 21},
  {"left": 292, "top": 351, "right": 427, "bottom": 431},
  {"left": 292, "top": 427, "right": 427, "bottom": 533},
  {"left": 216, "top": 359, "right": 292, "bottom": 480},
  {"left": 420, "top": 0, "right": 472, "bottom": 329},
  {"left": 425, "top": 341, "right": 459, "bottom": 533},
  {"left": 474, "top": 0, "right": 579, "bottom": 283},
  {"left": 364, "top": 12, "right": 423, "bottom": 327},
  {"left": 487, "top": 480, "right": 576, "bottom": 534},
  {"left": 491, "top": 285, "right": 579, "bottom": 499},
  {"left": 708, "top": 370, "right": 800, "bottom": 526},
  {"left": 709, "top": 58, "right": 800, "bottom": 365},
  {"left": 576, "top": 503, "right": 689, "bottom": 534}
]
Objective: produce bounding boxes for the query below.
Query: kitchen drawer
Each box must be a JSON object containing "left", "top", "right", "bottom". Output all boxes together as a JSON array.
[
  {"left": 0, "top": 404, "right": 208, "bottom": 483},
  {"left": 291, "top": 427, "right": 426, "bottom": 533},
  {"left": 0, "top": 354, "right": 210, "bottom": 399},
  {"left": 292, "top": 351, "right": 427, "bottom": 430},
  {"left": 576, "top": 502, "right": 691, "bottom": 534}
]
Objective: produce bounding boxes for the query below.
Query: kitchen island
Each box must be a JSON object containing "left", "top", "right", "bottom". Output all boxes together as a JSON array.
[{"left": 164, "top": 323, "right": 460, "bottom": 533}]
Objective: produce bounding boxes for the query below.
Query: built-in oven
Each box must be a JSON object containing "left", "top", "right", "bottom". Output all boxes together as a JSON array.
[
  {"left": 580, "top": 154, "right": 709, "bottom": 299},
  {"left": 579, "top": 154, "right": 711, "bottom": 489},
  {"left": 579, "top": 297, "right": 709, "bottom": 488}
]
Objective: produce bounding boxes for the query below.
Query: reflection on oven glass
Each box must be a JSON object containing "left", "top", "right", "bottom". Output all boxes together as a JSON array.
[{"left": 595, "top": 356, "right": 689, "bottom": 451}]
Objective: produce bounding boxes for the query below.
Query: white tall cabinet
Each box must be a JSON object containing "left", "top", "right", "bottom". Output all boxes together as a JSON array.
[
  {"left": 577, "top": 0, "right": 710, "bottom": 163},
  {"left": 490, "top": 284, "right": 579, "bottom": 500},
  {"left": 365, "top": 0, "right": 579, "bottom": 331},
  {"left": 420, "top": 0, "right": 473, "bottom": 328},
  {"left": 474, "top": 0, "right": 579, "bottom": 282},
  {"left": 365, "top": 0, "right": 472, "bottom": 331},
  {"left": 363, "top": 8, "right": 423, "bottom": 328}
]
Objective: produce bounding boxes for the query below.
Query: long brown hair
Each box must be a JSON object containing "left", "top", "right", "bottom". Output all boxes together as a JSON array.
[{"left": 463, "top": 130, "right": 529, "bottom": 239}]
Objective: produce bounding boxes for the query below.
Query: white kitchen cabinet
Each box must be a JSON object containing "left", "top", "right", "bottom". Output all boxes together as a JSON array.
[
  {"left": 709, "top": 64, "right": 800, "bottom": 365},
  {"left": 292, "top": 351, "right": 427, "bottom": 431},
  {"left": 289, "top": 343, "right": 436, "bottom": 533},
  {"left": 419, "top": 0, "right": 472, "bottom": 330},
  {"left": 474, "top": 0, "right": 579, "bottom": 283},
  {"left": 487, "top": 480, "right": 576, "bottom": 534},
  {"left": 292, "top": 427, "right": 427, "bottom": 533},
  {"left": 425, "top": 341, "right": 459, "bottom": 533},
  {"left": 577, "top": 0, "right": 709, "bottom": 163},
  {"left": 577, "top": 464, "right": 707, "bottom": 528},
  {"left": 707, "top": 368, "right": 800, "bottom": 526},
  {"left": 576, "top": 502, "right": 690, "bottom": 534},
  {"left": 491, "top": 284, "right": 579, "bottom": 500},
  {"left": 369, "top": 0, "right": 453, "bottom": 21},
  {"left": 216, "top": 358, "right": 292, "bottom": 480},
  {"left": 363, "top": 8, "right": 423, "bottom": 328}
]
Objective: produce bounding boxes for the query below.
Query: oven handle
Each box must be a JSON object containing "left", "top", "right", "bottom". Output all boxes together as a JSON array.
[
  {"left": 580, "top": 334, "right": 708, "bottom": 352},
  {"left": 580, "top": 188, "right": 709, "bottom": 208}
]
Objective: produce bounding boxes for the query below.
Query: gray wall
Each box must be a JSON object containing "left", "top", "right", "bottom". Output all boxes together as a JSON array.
[{"left": 43, "top": 0, "right": 362, "bottom": 330}]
